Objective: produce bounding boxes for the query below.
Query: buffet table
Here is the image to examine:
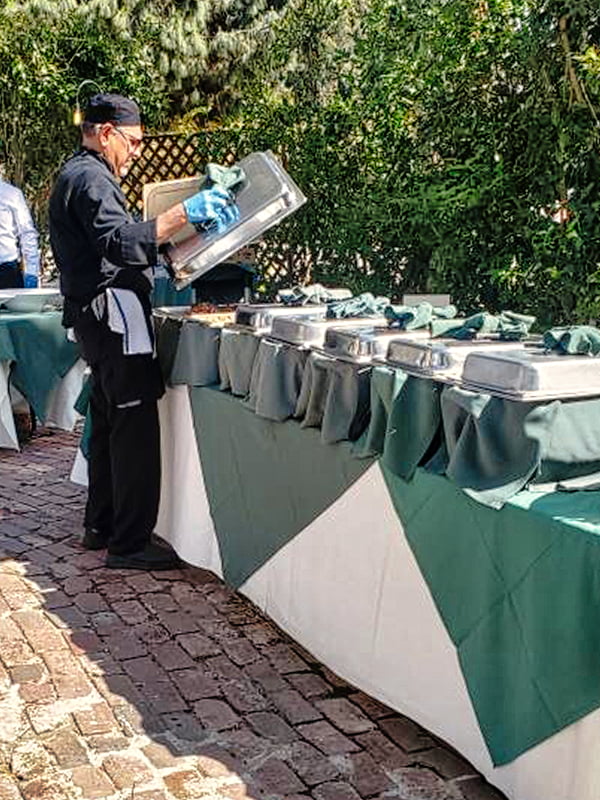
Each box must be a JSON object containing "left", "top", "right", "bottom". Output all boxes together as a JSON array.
[
  {"left": 0, "top": 310, "right": 83, "bottom": 449},
  {"left": 69, "top": 308, "right": 600, "bottom": 800},
  {"left": 144, "top": 383, "right": 600, "bottom": 800}
]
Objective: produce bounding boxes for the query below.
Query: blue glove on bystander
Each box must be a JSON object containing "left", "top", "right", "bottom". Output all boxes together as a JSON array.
[{"left": 23, "top": 273, "right": 38, "bottom": 289}]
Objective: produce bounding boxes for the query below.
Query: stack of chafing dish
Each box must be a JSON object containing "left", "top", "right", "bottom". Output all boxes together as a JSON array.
[
  {"left": 320, "top": 326, "right": 431, "bottom": 363},
  {"left": 267, "top": 315, "right": 391, "bottom": 349},
  {"left": 385, "top": 337, "right": 535, "bottom": 382},
  {"left": 461, "top": 348, "right": 600, "bottom": 400},
  {"left": 232, "top": 303, "right": 326, "bottom": 333}
]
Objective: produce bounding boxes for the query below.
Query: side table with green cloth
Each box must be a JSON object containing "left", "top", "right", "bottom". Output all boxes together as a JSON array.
[
  {"left": 353, "top": 366, "right": 444, "bottom": 480},
  {"left": 218, "top": 327, "right": 261, "bottom": 397},
  {"left": 151, "top": 276, "right": 194, "bottom": 308},
  {"left": 245, "top": 338, "right": 309, "bottom": 421},
  {"left": 0, "top": 311, "right": 80, "bottom": 422},
  {"left": 440, "top": 387, "right": 600, "bottom": 508},
  {"left": 384, "top": 463, "right": 600, "bottom": 766},
  {"left": 155, "top": 316, "right": 220, "bottom": 387},
  {"left": 295, "top": 351, "right": 372, "bottom": 444}
]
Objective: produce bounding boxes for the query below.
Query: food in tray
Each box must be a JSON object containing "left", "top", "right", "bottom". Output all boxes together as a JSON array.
[
  {"left": 461, "top": 348, "right": 600, "bottom": 400},
  {"left": 386, "top": 338, "right": 530, "bottom": 381},
  {"left": 183, "top": 302, "right": 237, "bottom": 326},
  {"left": 322, "top": 326, "right": 431, "bottom": 363}
]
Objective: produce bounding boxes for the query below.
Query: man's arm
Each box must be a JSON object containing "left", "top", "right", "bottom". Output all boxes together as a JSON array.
[
  {"left": 13, "top": 189, "right": 40, "bottom": 284},
  {"left": 155, "top": 203, "right": 188, "bottom": 244}
]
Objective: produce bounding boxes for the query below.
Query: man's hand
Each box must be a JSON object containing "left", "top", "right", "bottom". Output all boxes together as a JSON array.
[
  {"left": 183, "top": 186, "right": 239, "bottom": 232},
  {"left": 23, "top": 273, "right": 38, "bottom": 288}
]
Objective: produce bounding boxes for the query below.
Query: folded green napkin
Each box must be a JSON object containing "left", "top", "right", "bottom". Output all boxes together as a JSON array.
[
  {"left": 326, "top": 292, "right": 390, "bottom": 319},
  {"left": 446, "top": 310, "right": 535, "bottom": 340},
  {"left": 385, "top": 302, "right": 458, "bottom": 330},
  {"left": 202, "top": 163, "right": 246, "bottom": 193},
  {"left": 543, "top": 325, "right": 600, "bottom": 355}
]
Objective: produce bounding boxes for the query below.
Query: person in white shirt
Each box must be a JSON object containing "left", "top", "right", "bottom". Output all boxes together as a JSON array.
[{"left": 0, "top": 179, "right": 41, "bottom": 289}]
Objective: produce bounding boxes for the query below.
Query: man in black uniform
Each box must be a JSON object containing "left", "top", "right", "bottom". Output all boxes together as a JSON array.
[{"left": 49, "top": 93, "right": 237, "bottom": 570}]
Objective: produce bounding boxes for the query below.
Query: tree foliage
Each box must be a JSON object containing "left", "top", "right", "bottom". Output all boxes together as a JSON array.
[
  {"left": 237, "top": 0, "right": 600, "bottom": 325},
  {"left": 0, "top": 0, "right": 290, "bottom": 224}
]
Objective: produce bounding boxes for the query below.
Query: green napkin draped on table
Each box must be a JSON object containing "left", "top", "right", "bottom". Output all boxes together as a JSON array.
[
  {"left": 326, "top": 292, "right": 390, "bottom": 319},
  {"left": 439, "top": 386, "right": 600, "bottom": 507},
  {"left": 218, "top": 327, "right": 261, "bottom": 397},
  {"left": 543, "top": 325, "right": 600, "bottom": 355},
  {"left": 295, "top": 352, "right": 372, "bottom": 444},
  {"left": 353, "top": 365, "right": 443, "bottom": 479},
  {"left": 384, "top": 302, "right": 458, "bottom": 331},
  {"left": 246, "top": 338, "right": 309, "bottom": 421},
  {"left": 446, "top": 310, "right": 535, "bottom": 340}
]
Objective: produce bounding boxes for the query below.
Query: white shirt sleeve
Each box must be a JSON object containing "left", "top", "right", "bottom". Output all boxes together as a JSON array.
[{"left": 12, "top": 187, "right": 40, "bottom": 276}]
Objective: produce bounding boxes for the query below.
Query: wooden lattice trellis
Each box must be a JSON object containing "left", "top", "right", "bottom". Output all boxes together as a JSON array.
[{"left": 120, "top": 132, "right": 311, "bottom": 292}]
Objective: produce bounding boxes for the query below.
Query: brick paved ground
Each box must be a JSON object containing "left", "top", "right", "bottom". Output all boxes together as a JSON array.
[{"left": 0, "top": 426, "right": 507, "bottom": 800}]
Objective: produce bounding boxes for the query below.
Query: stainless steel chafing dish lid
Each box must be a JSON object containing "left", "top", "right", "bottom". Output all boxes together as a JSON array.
[
  {"left": 269, "top": 316, "right": 385, "bottom": 347},
  {"left": 323, "top": 326, "right": 430, "bottom": 361},
  {"left": 143, "top": 151, "right": 306, "bottom": 290},
  {"left": 461, "top": 348, "right": 600, "bottom": 400},
  {"left": 386, "top": 338, "right": 528, "bottom": 376},
  {"left": 234, "top": 303, "right": 326, "bottom": 330}
]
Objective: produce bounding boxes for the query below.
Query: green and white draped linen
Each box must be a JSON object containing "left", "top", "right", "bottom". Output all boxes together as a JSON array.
[
  {"left": 71, "top": 337, "right": 600, "bottom": 800},
  {"left": 0, "top": 311, "right": 84, "bottom": 448},
  {"left": 132, "top": 384, "right": 600, "bottom": 800}
]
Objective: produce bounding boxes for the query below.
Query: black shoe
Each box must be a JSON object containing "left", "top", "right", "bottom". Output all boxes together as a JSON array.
[
  {"left": 105, "top": 541, "right": 182, "bottom": 571},
  {"left": 81, "top": 527, "right": 110, "bottom": 551}
]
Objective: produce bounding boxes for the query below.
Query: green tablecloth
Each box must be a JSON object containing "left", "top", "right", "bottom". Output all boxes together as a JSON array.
[
  {"left": 0, "top": 311, "right": 80, "bottom": 421},
  {"left": 384, "top": 464, "right": 600, "bottom": 766},
  {"left": 353, "top": 366, "right": 443, "bottom": 479},
  {"left": 295, "top": 352, "right": 372, "bottom": 444}
]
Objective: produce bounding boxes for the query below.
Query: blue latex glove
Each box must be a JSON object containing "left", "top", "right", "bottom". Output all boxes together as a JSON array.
[
  {"left": 183, "top": 186, "right": 235, "bottom": 228},
  {"left": 213, "top": 203, "right": 240, "bottom": 234},
  {"left": 23, "top": 273, "right": 38, "bottom": 288}
]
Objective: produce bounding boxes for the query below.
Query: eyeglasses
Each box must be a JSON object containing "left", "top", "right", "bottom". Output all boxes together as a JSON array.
[{"left": 112, "top": 127, "right": 143, "bottom": 154}]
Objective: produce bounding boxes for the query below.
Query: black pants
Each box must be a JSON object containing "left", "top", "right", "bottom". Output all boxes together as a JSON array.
[
  {"left": 85, "top": 364, "right": 161, "bottom": 555},
  {"left": 0, "top": 261, "right": 24, "bottom": 289}
]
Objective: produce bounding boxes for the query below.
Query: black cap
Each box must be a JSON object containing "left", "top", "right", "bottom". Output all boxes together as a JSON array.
[{"left": 84, "top": 93, "right": 141, "bottom": 126}]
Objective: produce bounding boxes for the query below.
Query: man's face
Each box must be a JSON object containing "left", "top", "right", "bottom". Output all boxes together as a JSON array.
[{"left": 100, "top": 123, "right": 144, "bottom": 177}]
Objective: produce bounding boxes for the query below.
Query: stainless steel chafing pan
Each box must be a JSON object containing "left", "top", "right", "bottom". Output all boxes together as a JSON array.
[
  {"left": 322, "top": 326, "right": 430, "bottom": 363},
  {"left": 234, "top": 303, "right": 326, "bottom": 332},
  {"left": 143, "top": 151, "right": 306, "bottom": 290},
  {"left": 461, "top": 348, "right": 600, "bottom": 400},
  {"left": 269, "top": 316, "right": 387, "bottom": 349},
  {"left": 386, "top": 338, "right": 530, "bottom": 381}
]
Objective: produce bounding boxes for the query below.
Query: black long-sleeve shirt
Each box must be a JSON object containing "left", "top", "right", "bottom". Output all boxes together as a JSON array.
[{"left": 49, "top": 148, "right": 158, "bottom": 303}]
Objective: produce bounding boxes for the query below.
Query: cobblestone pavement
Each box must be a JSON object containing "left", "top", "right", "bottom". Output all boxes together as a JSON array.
[{"left": 0, "top": 426, "right": 507, "bottom": 800}]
